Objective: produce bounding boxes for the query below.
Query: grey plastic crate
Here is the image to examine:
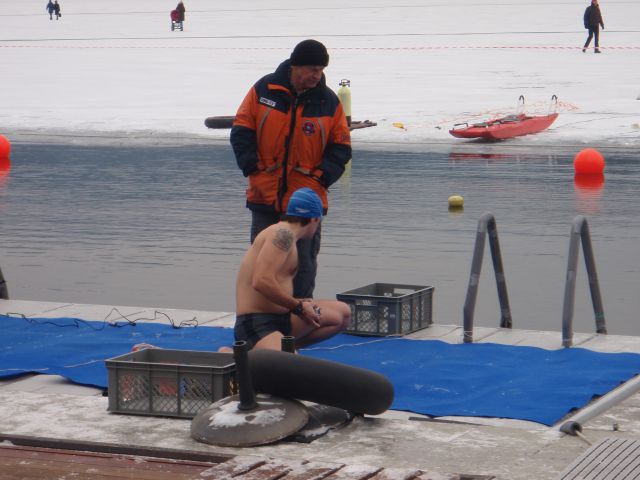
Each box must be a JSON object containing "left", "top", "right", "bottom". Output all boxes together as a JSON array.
[
  {"left": 106, "top": 349, "right": 236, "bottom": 418},
  {"left": 337, "top": 283, "right": 434, "bottom": 336}
]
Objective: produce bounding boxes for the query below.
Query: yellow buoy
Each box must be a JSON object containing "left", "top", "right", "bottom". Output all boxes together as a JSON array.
[{"left": 448, "top": 195, "right": 464, "bottom": 209}]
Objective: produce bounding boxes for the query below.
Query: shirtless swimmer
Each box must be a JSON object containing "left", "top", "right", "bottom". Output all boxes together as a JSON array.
[{"left": 232, "top": 187, "right": 351, "bottom": 351}]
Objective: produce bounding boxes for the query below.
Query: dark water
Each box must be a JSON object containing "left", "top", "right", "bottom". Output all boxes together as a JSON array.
[{"left": 1, "top": 143, "right": 639, "bottom": 335}]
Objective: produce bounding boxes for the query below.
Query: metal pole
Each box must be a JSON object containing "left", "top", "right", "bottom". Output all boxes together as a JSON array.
[
  {"left": 233, "top": 341, "right": 257, "bottom": 411},
  {"left": 561, "top": 221, "right": 581, "bottom": 348},
  {"left": 0, "top": 267, "right": 8, "bottom": 300},
  {"left": 555, "top": 375, "right": 640, "bottom": 433},
  {"left": 463, "top": 212, "right": 513, "bottom": 342},
  {"left": 562, "top": 216, "right": 607, "bottom": 348},
  {"left": 487, "top": 222, "right": 512, "bottom": 329},
  {"left": 463, "top": 215, "right": 488, "bottom": 343},
  {"left": 281, "top": 336, "right": 296, "bottom": 353},
  {"left": 579, "top": 221, "right": 607, "bottom": 334}
]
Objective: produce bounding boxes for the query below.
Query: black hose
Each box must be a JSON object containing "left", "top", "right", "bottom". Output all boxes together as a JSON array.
[{"left": 249, "top": 349, "right": 394, "bottom": 415}]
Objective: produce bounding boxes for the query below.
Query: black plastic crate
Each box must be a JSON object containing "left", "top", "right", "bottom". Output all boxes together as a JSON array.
[
  {"left": 106, "top": 349, "right": 236, "bottom": 418},
  {"left": 337, "top": 283, "right": 434, "bottom": 336}
]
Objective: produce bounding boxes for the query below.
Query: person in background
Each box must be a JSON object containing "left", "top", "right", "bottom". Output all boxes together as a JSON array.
[
  {"left": 230, "top": 39, "right": 351, "bottom": 300},
  {"left": 46, "top": 0, "right": 55, "bottom": 20},
  {"left": 176, "top": 1, "right": 186, "bottom": 23},
  {"left": 583, "top": 0, "right": 604, "bottom": 53},
  {"left": 234, "top": 188, "right": 351, "bottom": 351},
  {"left": 53, "top": 0, "right": 61, "bottom": 20}
]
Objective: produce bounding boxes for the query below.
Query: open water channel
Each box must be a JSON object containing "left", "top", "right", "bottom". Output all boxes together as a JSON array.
[{"left": 1, "top": 142, "right": 638, "bottom": 335}]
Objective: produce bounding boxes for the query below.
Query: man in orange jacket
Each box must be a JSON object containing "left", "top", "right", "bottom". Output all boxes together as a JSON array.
[{"left": 231, "top": 39, "right": 351, "bottom": 299}]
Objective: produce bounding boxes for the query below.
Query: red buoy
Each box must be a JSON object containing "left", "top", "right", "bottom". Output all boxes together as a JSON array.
[
  {"left": 0, "top": 135, "right": 11, "bottom": 159},
  {"left": 574, "top": 148, "right": 605, "bottom": 175}
]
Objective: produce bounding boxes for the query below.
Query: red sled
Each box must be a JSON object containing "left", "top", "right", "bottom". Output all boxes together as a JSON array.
[{"left": 450, "top": 95, "right": 558, "bottom": 140}]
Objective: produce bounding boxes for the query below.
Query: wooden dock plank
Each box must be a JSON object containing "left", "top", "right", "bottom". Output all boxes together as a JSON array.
[
  {"left": 232, "top": 459, "right": 296, "bottom": 479},
  {"left": 279, "top": 460, "right": 344, "bottom": 479},
  {"left": 0, "top": 444, "right": 215, "bottom": 479},
  {"left": 199, "top": 456, "right": 268, "bottom": 478},
  {"left": 0, "top": 458, "right": 208, "bottom": 480},
  {"left": 409, "top": 325, "right": 462, "bottom": 341},
  {"left": 578, "top": 333, "right": 640, "bottom": 353}
]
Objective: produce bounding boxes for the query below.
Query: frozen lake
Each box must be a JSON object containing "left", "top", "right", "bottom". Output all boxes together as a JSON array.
[{"left": 1, "top": 142, "right": 638, "bottom": 335}]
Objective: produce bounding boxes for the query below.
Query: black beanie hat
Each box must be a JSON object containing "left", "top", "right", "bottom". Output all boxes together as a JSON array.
[{"left": 290, "top": 39, "right": 329, "bottom": 67}]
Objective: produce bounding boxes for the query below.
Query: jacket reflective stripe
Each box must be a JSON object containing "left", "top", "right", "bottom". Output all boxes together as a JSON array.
[{"left": 257, "top": 108, "right": 272, "bottom": 138}]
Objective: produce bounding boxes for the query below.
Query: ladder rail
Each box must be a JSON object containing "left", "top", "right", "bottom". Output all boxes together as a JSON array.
[
  {"left": 562, "top": 215, "right": 606, "bottom": 348},
  {"left": 0, "top": 266, "right": 8, "bottom": 300},
  {"left": 463, "top": 212, "right": 513, "bottom": 343}
]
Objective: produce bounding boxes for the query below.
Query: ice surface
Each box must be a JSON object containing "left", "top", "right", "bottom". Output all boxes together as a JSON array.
[{"left": 2, "top": 0, "right": 638, "bottom": 148}]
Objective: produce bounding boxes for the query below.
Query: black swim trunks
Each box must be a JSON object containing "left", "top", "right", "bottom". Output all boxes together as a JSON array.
[{"left": 234, "top": 312, "right": 292, "bottom": 350}]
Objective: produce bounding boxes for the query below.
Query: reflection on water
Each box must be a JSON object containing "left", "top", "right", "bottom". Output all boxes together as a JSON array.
[
  {"left": 1, "top": 143, "right": 639, "bottom": 335},
  {"left": 0, "top": 157, "right": 10, "bottom": 188},
  {"left": 573, "top": 174, "right": 605, "bottom": 215}
]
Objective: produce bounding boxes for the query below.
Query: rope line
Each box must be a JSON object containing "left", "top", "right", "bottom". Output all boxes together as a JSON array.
[
  {"left": 301, "top": 335, "right": 408, "bottom": 352},
  {"left": 1, "top": 44, "right": 640, "bottom": 51},
  {"left": 3, "top": 308, "right": 198, "bottom": 330}
]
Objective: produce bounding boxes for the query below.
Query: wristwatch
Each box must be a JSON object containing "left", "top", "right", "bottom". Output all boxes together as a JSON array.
[{"left": 290, "top": 301, "right": 304, "bottom": 316}]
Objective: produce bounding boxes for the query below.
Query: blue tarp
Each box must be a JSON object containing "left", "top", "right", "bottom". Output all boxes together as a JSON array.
[
  {"left": 0, "top": 315, "right": 234, "bottom": 388},
  {"left": 2, "top": 314, "right": 640, "bottom": 425},
  {"left": 302, "top": 335, "right": 640, "bottom": 425}
]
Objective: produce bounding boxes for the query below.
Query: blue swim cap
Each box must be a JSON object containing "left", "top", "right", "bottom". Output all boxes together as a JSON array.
[{"left": 286, "top": 188, "right": 323, "bottom": 218}]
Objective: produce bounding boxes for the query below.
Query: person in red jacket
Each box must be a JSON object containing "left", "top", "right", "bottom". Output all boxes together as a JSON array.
[
  {"left": 230, "top": 39, "right": 351, "bottom": 299},
  {"left": 583, "top": 0, "right": 605, "bottom": 53}
]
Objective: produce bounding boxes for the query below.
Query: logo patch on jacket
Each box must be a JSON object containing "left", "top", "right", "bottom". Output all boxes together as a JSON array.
[
  {"left": 259, "top": 97, "right": 276, "bottom": 108},
  {"left": 302, "top": 121, "right": 316, "bottom": 136}
]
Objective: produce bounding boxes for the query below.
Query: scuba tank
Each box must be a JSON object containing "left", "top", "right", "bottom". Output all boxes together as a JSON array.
[{"left": 337, "top": 79, "right": 352, "bottom": 127}]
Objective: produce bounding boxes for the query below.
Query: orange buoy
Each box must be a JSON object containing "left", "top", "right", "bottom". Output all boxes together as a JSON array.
[
  {"left": 0, "top": 135, "right": 11, "bottom": 159},
  {"left": 573, "top": 148, "right": 605, "bottom": 175}
]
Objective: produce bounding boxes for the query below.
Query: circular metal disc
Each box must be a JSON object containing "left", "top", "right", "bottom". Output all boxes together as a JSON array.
[{"left": 190, "top": 394, "right": 309, "bottom": 447}]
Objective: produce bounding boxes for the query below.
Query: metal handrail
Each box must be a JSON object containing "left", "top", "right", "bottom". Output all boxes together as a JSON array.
[
  {"left": 463, "top": 213, "right": 513, "bottom": 343},
  {"left": 0, "top": 266, "right": 8, "bottom": 300},
  {"left": 561, "top": 215, "right": 606, "bottom": 348}
]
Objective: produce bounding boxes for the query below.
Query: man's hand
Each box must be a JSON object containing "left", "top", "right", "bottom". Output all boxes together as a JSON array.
[{"left": 300, "top": 300, "right": 321, "bottom": 327}]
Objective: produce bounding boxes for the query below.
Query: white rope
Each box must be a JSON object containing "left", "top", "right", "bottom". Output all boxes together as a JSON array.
[{"left": 301, "top": 335, "right": 408, "bottom": 352}]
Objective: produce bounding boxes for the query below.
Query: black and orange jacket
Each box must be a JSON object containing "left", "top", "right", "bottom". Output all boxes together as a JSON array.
[{"left": 230, "top": 59, "right": 351, "bottom": 214}]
